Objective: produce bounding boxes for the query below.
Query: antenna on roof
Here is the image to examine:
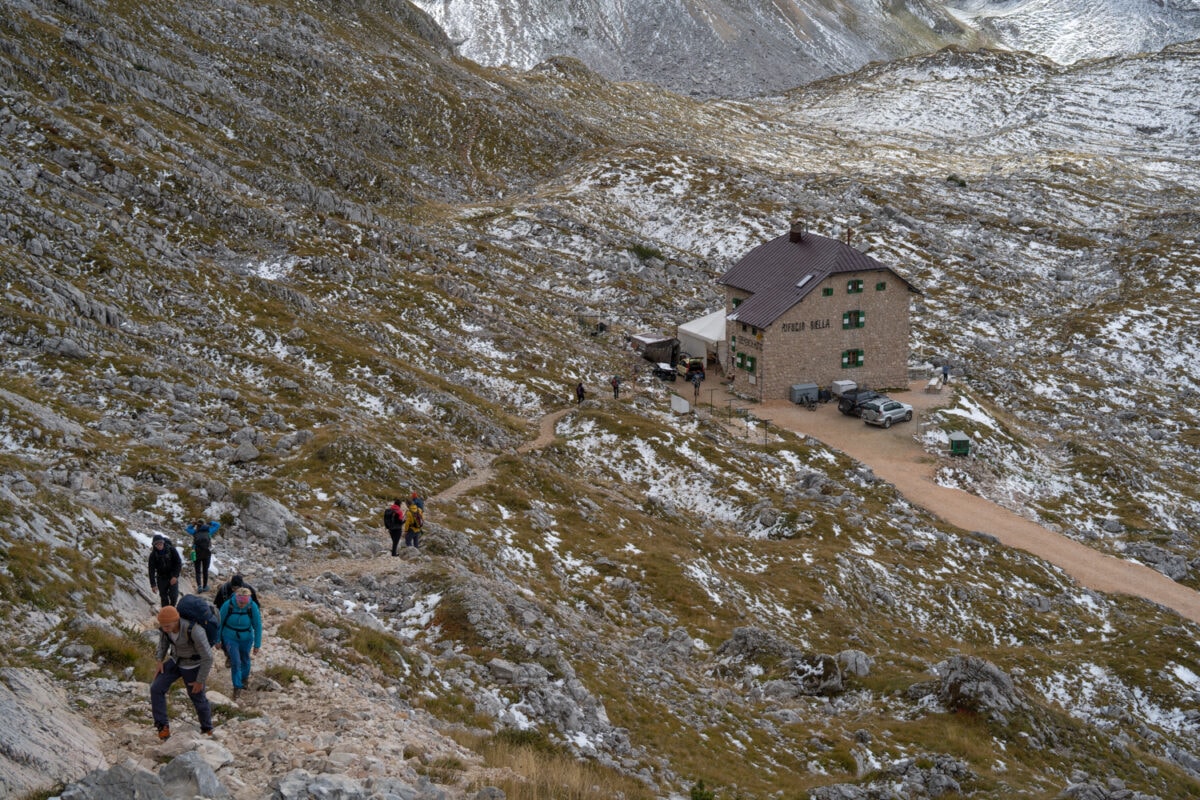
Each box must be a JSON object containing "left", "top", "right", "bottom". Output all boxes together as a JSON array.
[{"left": 845, "top": 227, "right": 853, "bottom": 245}]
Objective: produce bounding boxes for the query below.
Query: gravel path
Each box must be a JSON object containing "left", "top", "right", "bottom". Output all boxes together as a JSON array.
[{"left": 712, "top": 381, "right": 1200, "bottom": 625}]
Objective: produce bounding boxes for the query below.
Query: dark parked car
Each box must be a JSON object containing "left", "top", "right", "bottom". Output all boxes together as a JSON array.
[
  {"left": 651, "top": 362, "right": 677, "bottom": 382},
  {"left": 838, "top": 388, "right": 881, "bottom": 417}
]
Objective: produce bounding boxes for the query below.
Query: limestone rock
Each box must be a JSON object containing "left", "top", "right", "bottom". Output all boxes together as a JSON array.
[{"left": 0, "top": 668, "right": 107, "bottom": 799}]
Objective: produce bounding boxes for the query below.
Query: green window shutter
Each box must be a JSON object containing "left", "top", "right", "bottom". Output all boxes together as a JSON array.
[
  {"left": 732, "top": 297, "right": 743, "bottom": 308},
  {"left": 858, "top": 309, "right": 866, "bottom": 328},
  {"left": 822, "top": 287, "right": 833, "bottom": 297},
  {"left": 876, "top": 281, "right": 887, "bottom": 291},
  {"left": 842, "top": 312, "right": 850, "bottom": 329},
  {"left": 746, "top": 356, "right": 756, "bottom": 373}
]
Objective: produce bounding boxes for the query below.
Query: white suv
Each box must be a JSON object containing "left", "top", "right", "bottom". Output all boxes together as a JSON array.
[{"left": 860, "top": 398, "right": 913, "bottom": 428}]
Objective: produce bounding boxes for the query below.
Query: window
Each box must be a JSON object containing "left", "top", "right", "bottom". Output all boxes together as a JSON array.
[
  {"left": 847, "top": 279, "right": 863, "bottom": 294},
  {"left": 841, "top": 349, "right": 865, "bottom": 369},
  {"left": 735, "top": 353, "right": 756, "bottom": 373},
  {"left": 842, "top": 310, "right": 866, "bottom": 329},
  {"left": 822, "top": 287, "right": 834, "bottom": 297},
  {"left": 875, "top": 281, "right": 887, "bottom": 291},
  {"left": 732, "top": 297, "right": 743, "bottom": 308}
]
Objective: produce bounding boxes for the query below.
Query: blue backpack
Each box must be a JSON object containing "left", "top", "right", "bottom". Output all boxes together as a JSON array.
[{"left": 176, "top": 593, "right": 220, "bottom": 646}]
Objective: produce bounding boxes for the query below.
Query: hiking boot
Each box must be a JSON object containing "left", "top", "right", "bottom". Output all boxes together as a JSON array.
[
  {"left": 157, "top": 725, "right": 171, "bottom": 741},
  {"left": 232, "top": 688, "right": 241, "bottom": 701},
  {"left": 201, "top": 727, "right": 214, "bottom": 737}
]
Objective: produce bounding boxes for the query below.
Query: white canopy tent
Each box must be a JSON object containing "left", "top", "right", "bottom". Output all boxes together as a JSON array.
[{"left": 677, "top": 309, "right": 726, "bottom": 369}]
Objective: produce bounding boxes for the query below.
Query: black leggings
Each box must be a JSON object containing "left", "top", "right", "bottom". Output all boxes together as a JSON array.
[
  {"left": 156, "top": 579, "right": 179, "bottom": 608},
  {"left": 194, "top": 547, "right": 212, "bottom": 588}
]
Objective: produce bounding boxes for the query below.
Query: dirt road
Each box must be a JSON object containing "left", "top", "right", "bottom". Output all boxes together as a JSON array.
[{"left": 707, "top": 381, "right": 1200, "bottom": 625}]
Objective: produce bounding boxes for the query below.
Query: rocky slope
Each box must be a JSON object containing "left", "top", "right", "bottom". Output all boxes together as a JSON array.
[{"left": 2, "top": 1, "right": 1200, "bottom": 799}]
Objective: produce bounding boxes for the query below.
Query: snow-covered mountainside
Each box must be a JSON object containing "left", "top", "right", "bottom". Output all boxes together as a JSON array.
[
  {"left": 413, "top": 0, "right": 981, "bottom": 96},
  {"left": 943, "top": 0, "right": 1200, "bottom": 65},
  {"left": 3, "top": 1, "right": 1200, "bottom": 799},
  {"left": 412, "top": 0, "right": 1200, "bottom": 96}
]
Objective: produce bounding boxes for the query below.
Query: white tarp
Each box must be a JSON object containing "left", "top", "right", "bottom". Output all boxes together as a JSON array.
[{"left": 678, "top": 309, "right": 726, "bottom": 366}]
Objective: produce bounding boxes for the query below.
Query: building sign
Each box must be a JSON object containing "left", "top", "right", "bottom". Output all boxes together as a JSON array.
[
  {"left": 737, "top": 335, "right": 763, "bottom": 352},
  {"left": 780, "top": 319, "right": 831, "bottom": 333}
]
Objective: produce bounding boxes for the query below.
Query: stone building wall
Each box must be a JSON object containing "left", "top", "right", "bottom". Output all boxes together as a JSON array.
[{"left": 725, "top": 271, "right": 911, "bottom": 401}]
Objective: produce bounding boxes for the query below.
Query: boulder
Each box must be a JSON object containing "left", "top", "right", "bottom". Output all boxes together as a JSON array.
[
  {"left": 0, "top": 668, "right": 107, "bottom": 799},
  {"left": 58, "top": 761, "right": 167, "bottom": 800},
  {"left": 934, "top": 656, "right": 1024, "bottom": 723}
]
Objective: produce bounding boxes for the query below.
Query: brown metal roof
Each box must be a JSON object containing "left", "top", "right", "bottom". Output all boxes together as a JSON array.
[{"left": 718, "top": 230, "right": 915, "bottom": 328}]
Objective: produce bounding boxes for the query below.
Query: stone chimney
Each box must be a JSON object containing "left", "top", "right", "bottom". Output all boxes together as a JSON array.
[{"left": 789, "top": 222, "right": 805, "bottom": 243}]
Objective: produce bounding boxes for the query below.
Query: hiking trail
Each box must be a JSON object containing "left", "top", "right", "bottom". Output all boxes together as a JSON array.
[{"left": 706, "top": 380, "right": 1200, "bottom": 625}]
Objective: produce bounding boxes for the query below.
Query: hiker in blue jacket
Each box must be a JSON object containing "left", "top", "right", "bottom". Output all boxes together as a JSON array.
[
  {"left": 186, "top": 518, "right": 220, "bottom": 592},
  {"left": 219, "top": 587, "right": 262, "bottom": 701}
]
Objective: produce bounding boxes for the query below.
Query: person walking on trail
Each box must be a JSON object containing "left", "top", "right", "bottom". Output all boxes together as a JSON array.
[
  {"left": 148, "top": 534, "right": 183, "bottom": 608},
  {"left": 410, "top": 489, "right": 425, "bottom": 511},
  {"left": 575, "top": 382, "right": 586, "bottom": 404},
  {"left": 186, "top": 518, "right": 219, "bottom": 592},
  {"left": 941, "top": 363, "right": 951, "bottom": 385},
  {"left": 383, "top": 498, "right": 407, "bottom": 556},
  {"left": 611, "top": 375, "right": 621, "bottom": 399},
  {"left": 404, "top": 497, "right": 424, "bottom": 548},
  {"left": 151, "top": 605, "right": 214, "bottom": 740},
  {"left": 213, "top": 573, "right": 259, "bottom": 612},
  {"left": 219, "top": 587, "right": 262, "bottom": 702},
  {"left": 690, "top": 372, "right": 702, "bottom": 404}
]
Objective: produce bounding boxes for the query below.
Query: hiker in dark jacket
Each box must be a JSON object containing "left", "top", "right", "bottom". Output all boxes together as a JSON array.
[
  {"left": 213, "top": 573, "right": 259, "bottom": 612},
  {"left": 384, "top": 498, "right": 406, "bottom": 556},
  {"left": 219, "top": 587, "right": 263, "bottom": 701},
  {"left": 151, "top": 604, "right": 214, "bottom": 740},
  {"left": 148, "top": 534, "right": 183, "bottom": 608},
  {"left": 186, "top": 519, "right": 220, "bottom": 592}
]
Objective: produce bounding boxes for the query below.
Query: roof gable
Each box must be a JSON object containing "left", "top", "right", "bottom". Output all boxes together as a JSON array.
[{"left": 718, "top": 230, "right": 911, "bottom": 328}]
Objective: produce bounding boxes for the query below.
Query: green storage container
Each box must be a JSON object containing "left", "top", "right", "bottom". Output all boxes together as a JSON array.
[{"left": 948, "top": 431, "right": 971, "bottom": 456}]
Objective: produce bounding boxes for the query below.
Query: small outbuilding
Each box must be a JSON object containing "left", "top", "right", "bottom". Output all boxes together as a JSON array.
[{"left": 677, "top": 308, "right": 727, "bottom": 369}]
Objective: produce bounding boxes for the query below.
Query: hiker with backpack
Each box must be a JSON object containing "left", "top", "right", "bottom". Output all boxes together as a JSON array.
[
  {"left": 213, "top": 573, "right": 259, "bottom": 612},
  {"left": 404, "top": 496, "right": 424, "bottom": 548},
  {"left": 219, "top": 587, "right": 262, "bottom": 701},
  {"left": 611, "top": 375, "right": 621, "bottom": 399},
  {"left": 383, "top": 498, "right": 406, "bottom": 556},
  {"left": 151, "top": 603, "right": 215, "bottom": 740},
  {"left": 186, "top": 518, "right": 220, "bottom": 592},
  {"left": 148, "top": 534, "right": 183, "bottom": 608},
  {"left": 410, "top": 489, "right": 425, "bottom": 512}
]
